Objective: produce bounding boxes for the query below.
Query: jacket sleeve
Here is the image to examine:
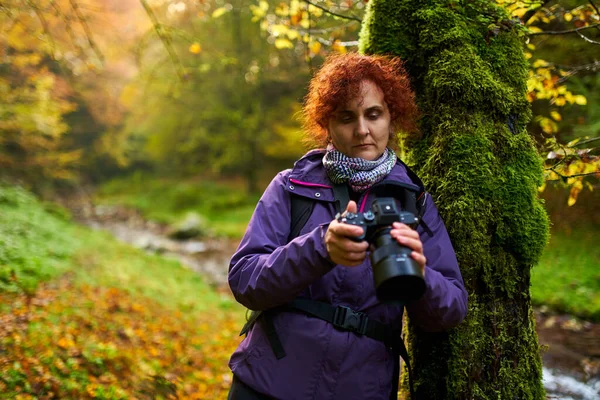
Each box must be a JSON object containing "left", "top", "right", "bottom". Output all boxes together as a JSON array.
[
  {"left": 228, "top": 171, "right": 336, "bottom": 311},
  {"left": 405, "top": 194, "right": 468, "bottom": 332}
]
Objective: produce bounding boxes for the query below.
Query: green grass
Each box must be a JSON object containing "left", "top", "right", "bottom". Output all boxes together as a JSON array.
[
  {"left": 0, "top": 182, "right": 240, "bottom": 313},
  {"left": 531, "top": 227, "right": 600, "bottom": 321},
  {"left": 96, "top": 173, "right": 260, "bottom": 238},
  {"left": 0, "top": 185, "right": 82, "bottom": 294}
]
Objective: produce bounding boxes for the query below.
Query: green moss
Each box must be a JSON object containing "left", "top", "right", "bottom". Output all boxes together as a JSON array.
[{"left": 361, "top": 0, "right": 549, "bottom": 398}]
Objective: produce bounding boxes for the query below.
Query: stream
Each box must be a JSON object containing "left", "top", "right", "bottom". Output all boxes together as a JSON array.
[{"left": 71, "top": 203, "right": 599, "bottom": 400}]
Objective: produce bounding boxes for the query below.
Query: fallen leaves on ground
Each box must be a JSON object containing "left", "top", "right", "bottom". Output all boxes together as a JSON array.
[{"left": 0, "top": 277, "right": 243, "bottom": 399}]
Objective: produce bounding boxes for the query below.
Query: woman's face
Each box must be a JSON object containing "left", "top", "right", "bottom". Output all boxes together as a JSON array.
[{"left": 327, "top": 80, "right": 391, "bottom": 160}]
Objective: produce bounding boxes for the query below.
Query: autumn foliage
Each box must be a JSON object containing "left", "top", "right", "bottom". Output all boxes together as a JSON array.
[{"left": 0, "top": 279, "right": 241, "bottom": 399}]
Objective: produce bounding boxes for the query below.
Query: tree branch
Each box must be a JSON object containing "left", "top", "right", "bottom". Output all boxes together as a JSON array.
[
  {"left": 302, "top": 0, "right": 361, "bottom": 22},
  {"left": 576, "top": 29, "right": 600, "bottom": 45},
  {"left": 26, "top": 0, "right": 57, "bottom": 58},
  {"left": 68, "top": 0, "right": 104, "bottom": 63},
  {"left": 570, "top": 137, "right": 600, "bottom": 147},
  {"left": 546, "top": 171, "right": 599, "bottom": 179},
  {"left": 49, "top": 0, "right": 88, "bottom": 60},
  {"left": 527, "top": 22, "right": 600, "bottom": 36},
  {"left": 316, "top": 37, "right": 359, "bottom": 47},
  {"left": 139, "top": 0, "right": 185, "bottom": 81}
]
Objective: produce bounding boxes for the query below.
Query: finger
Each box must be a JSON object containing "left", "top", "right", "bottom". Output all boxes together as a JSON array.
[
  {"left": 411, "top": 251, "right": 427, "bottom": 272},
  {"left": 345, "top": 200, "right": 358, "bottom": 215},
  {"left": 328, "top": 238, "right": 369, "bottom": 253},
  {"left": 392, "top": 222, "right": 418, "bottom": 233},
  {"left": 330, "top": 220, "right": 365, "bottom": 239},
  {"left": 390, "top": 227, "right": 421, "bottom": 240},
  {"left": 327, "top": 247, "right": 366, "bottom": 267},
  {"left": 392, "top": 235, "right": 423, "bottom": 253}
]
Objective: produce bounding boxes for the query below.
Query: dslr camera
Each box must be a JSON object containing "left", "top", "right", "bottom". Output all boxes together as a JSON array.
[{"left": 337, "top": 197, "right": 426, "bottom": 304}]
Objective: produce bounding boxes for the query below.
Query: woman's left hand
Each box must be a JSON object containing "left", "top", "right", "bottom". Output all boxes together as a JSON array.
[{"left": 389, "top": 222, "right": 426, "bottom": 276}]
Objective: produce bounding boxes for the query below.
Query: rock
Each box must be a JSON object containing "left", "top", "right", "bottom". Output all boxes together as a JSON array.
[
  {"left": 166, "top": 212, "right": 207, "bottom": 240},
  {"left": 180, "top": 241, "right": 208, "bottom": 255}
]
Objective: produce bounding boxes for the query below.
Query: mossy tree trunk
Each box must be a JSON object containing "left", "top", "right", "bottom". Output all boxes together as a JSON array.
[{"left": 359, "top": 1, "right": 550, "bottom": 398}]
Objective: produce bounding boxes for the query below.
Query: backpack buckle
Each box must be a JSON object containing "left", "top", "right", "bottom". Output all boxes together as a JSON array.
[{"left": 332, "top": 306, "right": 368, "bottom": 335}]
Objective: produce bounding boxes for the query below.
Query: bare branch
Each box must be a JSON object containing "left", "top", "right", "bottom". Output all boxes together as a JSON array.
[
  {"left": 316, "top": 37, "right": 359, "bottom": 47},
  {"left": 49, "top": 0, "right": 88, "bottom": 59},
  {"left": 569, "top": 137, "right": 600, "bottom": 147},
  {"left": 527, "top": 22, "right": 600, "bottom": 36},
  {"left": 545, "top": 171, "right": 600, "bottom": 179},
  {"left": 25, "top": 0, "right": 57, "bottom": 58},
  {"left": 548, "top": 60, "right": 600, "bottom": 73},
  {"left": 302, "top": 0, "right": 361, "bottom": 22},
  {"left": 68, "top": 0, "right": 104, "bottom": 63},
  {"left": 576, "top": 29, "right": 600, "bottom": 45},
  {"left": 139, "top": 0, "right": 185, "bottom": 81}
]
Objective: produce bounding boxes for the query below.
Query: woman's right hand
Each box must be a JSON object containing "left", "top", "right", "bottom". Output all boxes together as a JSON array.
[{"left": 324, "top": 200, "right": 370, "bottom": 267}]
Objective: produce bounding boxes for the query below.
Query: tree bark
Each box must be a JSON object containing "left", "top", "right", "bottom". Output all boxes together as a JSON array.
[{"left": 359, "top": 1, "right": 550, "bottom": 398}]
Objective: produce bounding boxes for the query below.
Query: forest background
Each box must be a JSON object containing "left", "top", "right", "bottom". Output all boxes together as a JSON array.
[{"left": 0, "top": 0, "right": 599, "bottom": 399}]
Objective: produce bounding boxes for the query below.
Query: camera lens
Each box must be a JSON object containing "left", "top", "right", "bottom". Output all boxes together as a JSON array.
[{"left": 370, "top": 229, "right": 426, "bottom": 304}]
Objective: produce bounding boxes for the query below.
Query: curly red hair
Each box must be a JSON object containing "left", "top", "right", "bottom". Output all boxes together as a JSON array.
[{"left": 302, "top": 53, "right": 420, "bottom": 149}]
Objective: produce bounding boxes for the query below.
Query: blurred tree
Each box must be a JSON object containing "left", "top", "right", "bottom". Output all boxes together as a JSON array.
[
  {"left": 119, "top": 0, "right": 311, "bottom": 193},
  {"left": 0, "top": 0, "right": 147, "bottom": 189},
  {"left": 0, "top": 1, "right": 85, "bottom": 187}
]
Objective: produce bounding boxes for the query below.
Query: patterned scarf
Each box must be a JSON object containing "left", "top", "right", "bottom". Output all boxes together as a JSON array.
[{"left": 322, "top": 144, "right": 397, "bottom": 192}]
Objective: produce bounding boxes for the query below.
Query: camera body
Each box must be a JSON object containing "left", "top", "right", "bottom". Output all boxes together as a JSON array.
[{"left": 337, "top": 197, "right": 426, "bottom": 304}]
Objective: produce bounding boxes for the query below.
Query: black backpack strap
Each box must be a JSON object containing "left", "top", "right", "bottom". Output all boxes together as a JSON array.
[
  {"left": 288, "top": 193, "right": 315, "bottom": 242},
  {"left": 261, "top": 310, "right": 286, "bottom": 360},
  {"left": 332, "top": 183, "right": 350, "bottom": 214},
  {"left": 399, "top": 161, "right": 433, "bottom": 238},
  {"left": 239, "top": 310, "right": 286, "bottom": 359}
]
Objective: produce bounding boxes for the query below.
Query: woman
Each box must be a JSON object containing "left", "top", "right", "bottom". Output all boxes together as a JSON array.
[{"left": 227, "top": 53, "right": 468, "bottom": 400}]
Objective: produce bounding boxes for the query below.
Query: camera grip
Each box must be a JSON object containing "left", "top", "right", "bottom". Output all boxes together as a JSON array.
[{"left": 336, "top": 212, "right": 367, "bottom": 242}]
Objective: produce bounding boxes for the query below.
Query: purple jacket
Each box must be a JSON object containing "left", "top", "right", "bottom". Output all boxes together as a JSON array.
[{"left": 228, "top": 150, "right": 468, "bottom": 400}]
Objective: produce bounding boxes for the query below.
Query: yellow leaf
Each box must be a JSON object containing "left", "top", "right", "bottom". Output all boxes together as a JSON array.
[
  {"left": 511, "top": 7, "right": 528, "bottom": 18},
  {"left": 274, "top": 38, "right": 294, "bottom": 49},
  {"left": 309, "top": 41, "right": 321, "bottom": 55},
  {"left": 567, "top": 193, "right": 577, "bottom": 206},
  {"left": 189, "top": 43, "right": 202, "bottom": 54},
  {"left": 332, "top": 40, "right": 346, "bottom": 54},
  {"left": 574, "top": 95, "right": 587, "bottom": 105},
  {"left": 271, "top": 24, "right": 289, "bottom": 37},
  {"left": 564, "top": 12, "right": 573, "bottom": 22},
  {"left": 538, "top": 182, "right": 546, "bottom": 193},
  {"left": 287, "top": 29, "right": 299, "bottom": 40},
  {"left": 550, "top": 111, "right": 562, "bottom": 121},
  {"left": 212, "top": 7, "right": 229, "bottom": 18}
]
